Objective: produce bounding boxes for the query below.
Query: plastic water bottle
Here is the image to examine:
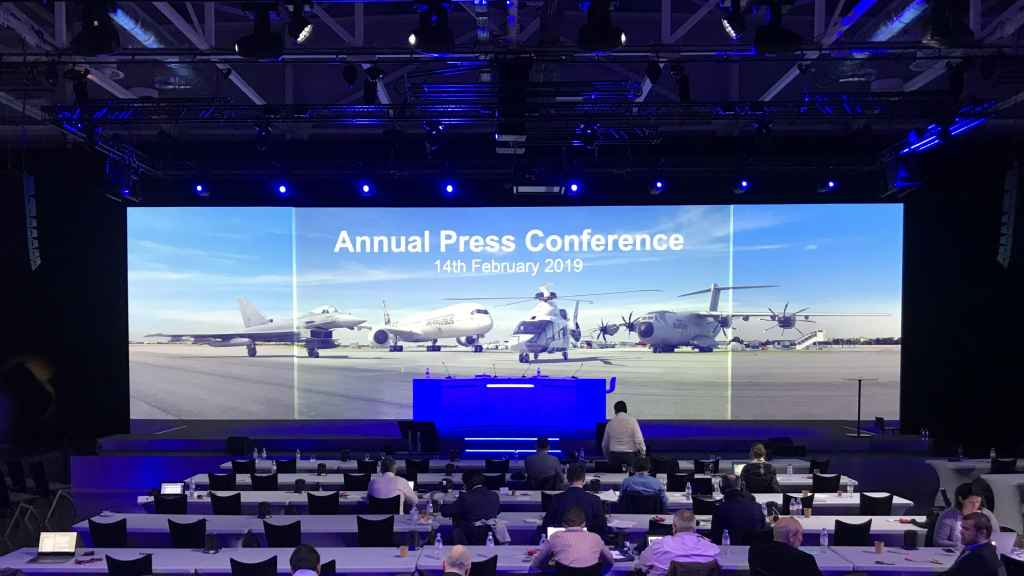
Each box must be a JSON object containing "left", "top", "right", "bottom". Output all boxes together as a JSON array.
[
  {"left": 486, "top": 531, "right": 495, "bottom": 547},
  {"left": 722, "top": 529, "right": 730, "bottom": 551},
  {"left": 990, "top": 447, "right": 997, "bottom": 460},
  {"left": 296, "top": 449, "right": 301, "bottom": 462},
  {"left": 957, "top": 445, "right": 964, "bottom": 460},
  {"left": 539, "top": 532, "right": 547, "bottom": 546},
  {"left": 187, "top": 478, "right": 195, "bottom": 496},
  {"left": 261, "top": 447, "right": 267, "bottom": 460},
  {"left": 253, "top": 448, "right": 259, "bottom": 461},
  {"left": 434, "top": 531, "right": 443, "bottom": 552},
  {"left": 786, "top": 464, "right": 793, "bottom": 475},
  {"left": 955, "top": 521, "right": 962, "bottom": 549},
  {"left": 820, "top": 528, "right": 828, "bottom": 548},
  {"left": 271, "top": 460, "right": 277, "bottom": 473},
  {"left": 685, "top": 482, "right": 692, "bottom": 499},
  {"left": 426, "top": 499, "right": 434, "bottom": 516},
  {"left": 761, "top": 502, "right": 769, "bottom": 518},
  {"left": 846, "top": 483, "right": 853, "bottom": 497}
]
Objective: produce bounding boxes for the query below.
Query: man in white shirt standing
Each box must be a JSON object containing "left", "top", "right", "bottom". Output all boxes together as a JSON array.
[
  {"left": 367, "top": 458, "right": 418, "bottom": 512},
  {"left": 602, "top": 401, "right": 646, "bottom": 471}
]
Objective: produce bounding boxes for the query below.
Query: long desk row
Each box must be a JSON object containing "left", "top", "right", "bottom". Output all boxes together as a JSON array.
[
  {"left": 6, "top": 544, "right": 1011, "bottom": 575},
  {"left": 219, "top": 459, "right": 813, "bottom": 475},
  {"left": 140, "top": 490, "right": 912, "bottom": 516},
  {"left": 75, "top": 512, "right": 927, "bottom": 548}
]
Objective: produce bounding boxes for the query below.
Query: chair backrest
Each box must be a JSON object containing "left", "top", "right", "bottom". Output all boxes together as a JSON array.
[
  {"left": 307, "top": 491, "right": 340, "bottom": 515},
  {"left": 226, "top": 437, "right": 253, "bottom": 456},
  {"left": 241, "top": 529, "right": 262, "bottom": 548},
  {"left": 594, "top": 461, "right": 623, "bottom": 473},
  {"left": 485, "top": 459, "right": 510, "bottom": 473},
  {"left": 692, "top": 495, "right": 720, "bottom": 515},
  {"left": 368, "top": 494, "right": 402, "bottom": 514},
  {"left": 781, "top": 493, "right": 815, "bottom": 513},
  {"left": 859, "top": 492, "right": 894, "bottom": 515},
  {"left": 471, "top": 554, "right": 498, "bottom": 576},
  {"left": 874, "top": 417, "right": 886, "bottom": 433},
  {"left": 833, "top": 518, "right": 872, "bottom": 546},
  {"left": 541, "top": 490, "right": 558, "bottom": 513},
  {"left": 211, "top": 492, "right": 242, "bottom": 515},
  {"left": 1003, "top": 552, "right": 1024, "bottom": 576},
  {"left": 461, "top": 523, "right": 493, "bottom": 545},
  {"left": 991, "top": 458, "right": 1018, "bottom": 474},
  {"left": 690, "top": 477, "right": 714, "bottom": 496},
  {"left": 105, "top": 553, "right": 153, "bottom": 576},
  {"left": 319, "top": 559, "right": 337, "bottom": 576},
  {"left": 89, "top": 518, "right": 128, "bottom": 547},
  {"left": 406, "top": 459, "right": 430, "bottom": 475},
  {"left": 263, "top": 520, "right": 302, "bottom": 547},
  {"left": 554, "top": 562, "right": 603, "bottom": 576},
  {"left": 668, "top": 560, "right": 721, "bottom": 576},
  {"left": 939, "top": 488, "right": 952, "bottom": 509},
  {"left": 651, "top": 457, "right": 680, "bottom": 475},
  {"left": 811, "top": 473, "right": 840, "bottom": 494},
  {"left": 230, "top": 556, "right": 277, "bottom": 576},
  {"left": 344, "top": 473, "right": 371, "bottom": 491},
  {"left": 209, "top": 473, "right": 237, "bottom": 491},
  {"left": 742, "top": 464, "right": 776, "bottom": 494},
  {"left": 483, "top": 473, "right": 506, "bottom": 490},
  {"left": 809, "top": 459, "right": 831, "bottom": 474},
  {"left": 620, "top": 492, "right": 664, "bottom": 514},
  {"left": 530, "top": 474, "right": 561, "bottom": 490},
  {"left": 168, "top": 518, "right": 207, "bottom": 548},
  {"left": 648, "top": 518, "right": 673, "bottom": 536},
  {"left": 693, "top": 459, "right": 719, "bottom": 474},
  {"left": 251, "top": 473, "right": 279, "bottom": 491},
  {"left": 357, "top": 515, "right": 395, "bottom": 547},
  {"left": 154, "top": 493, "right": 187, "bottom": 514},
  {"left": 667, "top": 473, "right": 694, "bottom": 493},
  {"left": 357, "top": 460, "right": 379, "bottom": 474},
  {"left": 29, "top": 461, "right": 51, "bottom": 498},
  {"left": 275, "top": 460, "right": 297, "bottom": 474},
  {"left": 5, "top": 460, "right": 27, "bottom": 492},
  {"left": 231, "top": 460, "right": 255, "bottom": 474}
]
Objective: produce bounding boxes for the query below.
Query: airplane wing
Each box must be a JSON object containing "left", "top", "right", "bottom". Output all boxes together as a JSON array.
[
  {"left": 144, "top": 330, "right": 295, "bottom": 339},
  {"left": 380, "top": 327, "right": 424, "bottom": 341},
  {"left": 715, "top": 312, "right": 890, "bottom": 318}
]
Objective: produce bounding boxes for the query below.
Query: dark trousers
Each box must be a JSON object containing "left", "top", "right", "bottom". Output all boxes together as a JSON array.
[{"left": 608, "top": 451, "right": 640, "bottom": 471}]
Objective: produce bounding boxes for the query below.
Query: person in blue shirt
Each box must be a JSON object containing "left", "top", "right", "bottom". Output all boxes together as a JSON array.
[{"left": 618, "top": 458, "right": 669, "bottom": 510}]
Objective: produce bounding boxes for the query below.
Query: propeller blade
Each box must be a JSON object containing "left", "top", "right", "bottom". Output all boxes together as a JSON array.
[
  {"left": 559, "top": 289, "right": 661, "bottom": 298},
  {"left": 805, "top": 319, "right": 817, "bottom": 323},
  {"left": 794, "top": 307, "right": 810, "bottom": 315},
  {"left": 763, "top": 326, "right": 774, "bottom": 333},
  {"left": 783, "top": 302, "right": 789, "bottom": 316}
]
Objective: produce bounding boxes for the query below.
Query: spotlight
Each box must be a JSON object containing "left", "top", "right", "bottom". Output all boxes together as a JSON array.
[
  {"left": 195, "top": 184, "right": 210, "bottom": 198},
  {"left": 818, "top": 179, "right": 837, "bottom": 193},
  {"left": 720, "top": 0, "right": 746, "bottom": 40},
  {"left": 733, "top": 179, "right": 750, "bottom": 194},
  {"left": 567, "top": 181, "right": 582, "bottom": 195},
  {"left": 277, "top": 184, "right": 289, "bottom": 196},
  {"left": 649, "top": 180, "right": 664, "bottom": 195},
  {"left": 443, "top": 182, "right": 455, "bottom": 195},
  {"left": 408, "top": 33, "right": 418, "bottom": 47},
  {"left": 288, "top": 1, "right": 314, "bottom": 44},
  {"left": 235, "top": 5, "right": 284, "bottom": 60},
  {"left": 71, "top": 1, "right": 120, "bottom": 56},
  {"left": 409, "top": 0, "right": 454, "bottom": 52},
  {"left": 359, "top": 182, "right": 374, "bottom": 197},
  {"left": 578, "top": 0, "right": 626, "bottom": 50}
]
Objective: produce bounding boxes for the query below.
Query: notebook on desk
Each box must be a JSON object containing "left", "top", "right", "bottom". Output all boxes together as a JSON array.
[{"left": 31, "top": 532, "right": 77, "bottom": 564}]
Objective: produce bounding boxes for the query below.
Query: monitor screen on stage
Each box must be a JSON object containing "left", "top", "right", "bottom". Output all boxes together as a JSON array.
[{"left": 128, "top": 205, "right": 902, "bottom": 421}]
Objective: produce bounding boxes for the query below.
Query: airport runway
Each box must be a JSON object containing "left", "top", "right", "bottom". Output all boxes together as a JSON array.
[{"left": 129, "top": 344, "right": 900, "bottom": 421}]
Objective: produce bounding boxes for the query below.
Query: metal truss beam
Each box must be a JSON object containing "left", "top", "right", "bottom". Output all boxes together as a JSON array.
[{"left": 663, "top": 0, "right": 719, "bottom": 43}]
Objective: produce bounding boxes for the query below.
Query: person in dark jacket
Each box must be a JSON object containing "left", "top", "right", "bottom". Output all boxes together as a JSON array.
[
  {"left": 740, "top": 443, "right": 781, "bottom": 493},
  {"left": 526, "top": 437, "right": 565, "bottom": 490},
  {"left": 710, "top": 474, "right": 766, "bottom": 545},
  {"left": 943, "top": 512, "right": 1007, "bottom": 576},
  {"left": 542, "top": 463, "right": 608, "bottom": 536},
  {"left": 748, "top": 517, "right": 822, "bottom": 576},
  {"left": 440, "top": 471, "right": 501, "bottom": 544}
]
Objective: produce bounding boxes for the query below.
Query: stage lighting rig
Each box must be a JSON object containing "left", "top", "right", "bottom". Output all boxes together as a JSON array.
[
  {"left": 236, "top": 4, "right": 284, "bottom": 60},
  {"left": 288, "top": 1, "right": 314, "bottom": 44},
  {"left": 578, "top": 0, "right": 626, "bottom": 51},
  {"left": 409, "top": 0, "right": 455, "bottom": 52},
  {"left": 720, "top": 0, "right": 746, "bottom": 40},
  {"left": 71, "top": 1, "right": 120, "bottom": 56}
]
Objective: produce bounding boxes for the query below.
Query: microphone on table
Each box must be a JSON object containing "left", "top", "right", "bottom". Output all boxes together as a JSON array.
[
  {"left": 441, "top": 361, "right": 452, "bottom": 379},
  {"left": 570, "top": 363, "right": 584, "bottom": 379},
  {"left": 492, "top": 364, "right": 497, "bottom": 377}
]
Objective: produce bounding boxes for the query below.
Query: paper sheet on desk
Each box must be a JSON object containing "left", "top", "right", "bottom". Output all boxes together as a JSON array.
[{"left": 608, "top": 519, "right": 636, "bottom": 528}]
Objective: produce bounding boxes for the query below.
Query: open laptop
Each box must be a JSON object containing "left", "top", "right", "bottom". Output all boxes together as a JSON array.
[
  {"left": 732, "top": 463, "right": 747, "bottom": 475},
  {"left": 31, "top": 532, "right": 77, "bottom": 564},
  {"left": 647, "top": 535, "right": 664, "bottom": 547},
  {"left": 160, "top": 482, "right": 184, "bottom": 495},
  {"left": 547, "top": 526, "right": 586, "bottom": 538}
]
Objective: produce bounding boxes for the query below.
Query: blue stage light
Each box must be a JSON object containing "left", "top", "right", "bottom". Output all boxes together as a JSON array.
[
  {"left": 740, "top": 179, "right": 749, "bottom": 188},
  {"left": 121, "top": 188, "right": 131, "bottom": 197},
  {"left": 567, "top": 182, "right": 581, "bottom": 195},
  {"left": 656, "top": 181, "right": 663, "bottom": 189},
  {"left": 277, "top": 184, "right": 288, "bottom": 196},
  {"left": 444, "top": 183, "right": 455, "bottom": 195},
  {"left": 195, "top": 184, "right": 203, "bottom": 193},
  {"left": 828, "top": 180, "right": 836, "bottom": 188}
]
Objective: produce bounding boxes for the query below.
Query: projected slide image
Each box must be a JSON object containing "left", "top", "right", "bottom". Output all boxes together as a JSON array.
[{"left": 128, "top": 204, "right": 901, "bottom": 421}]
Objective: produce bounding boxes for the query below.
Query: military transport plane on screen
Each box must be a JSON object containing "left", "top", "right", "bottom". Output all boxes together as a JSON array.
[
  {"left": 367, "top": 301, "right": 494, "bottom": 352},
  {"left": 627, "top": 283, "right": 889, "bottom": 353},
  {"left": 146, "top": 298, "right": 366, "bottom": 358}
]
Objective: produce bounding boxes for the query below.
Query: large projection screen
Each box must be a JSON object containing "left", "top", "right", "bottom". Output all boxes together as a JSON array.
[{"left": 128, "top": 205, "right": 902, "bottom": 420}]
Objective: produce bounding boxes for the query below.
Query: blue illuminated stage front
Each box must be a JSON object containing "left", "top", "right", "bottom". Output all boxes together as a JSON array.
[{"left": 412, "top": 376, "right": 613, "bottom": 448}]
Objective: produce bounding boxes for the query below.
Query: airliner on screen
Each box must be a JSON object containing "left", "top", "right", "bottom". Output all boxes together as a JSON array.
[{"left": 367, "top": 302, "right": 493, "bottom": 352}]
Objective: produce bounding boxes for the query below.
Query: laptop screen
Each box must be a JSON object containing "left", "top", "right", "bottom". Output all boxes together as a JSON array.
[
  {"left": 38, "top": 532, "right": 77, "bottom": 554},
  {"left": 547, "top": 526, "right": 586, "bottom": 538},
  {"left": 733, "top": 463, "right": 747, "bottom": 475},
  {"left": 160, "top": 482, "right": 184, "bottom": 495},
  {"left": 408, "top": 481, "right": 415, "bottom": 491},
  {"left": 647, "top": 535, "right": 664, "bottom": 546}
]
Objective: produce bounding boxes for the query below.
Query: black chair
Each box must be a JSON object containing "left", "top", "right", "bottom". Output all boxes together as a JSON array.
[
  {"left": 231, "top": 460, "right": 255, "bottom": 474},
  {"left": 781, "top": 493, "right": 815, "bottom": 514},
  {"left": 105, "top": 554, "right": 153, "bottom": 576},
  {"left": 307, "top": 491, "right": 340, "bottom": 515},
  {"left": 241, "top": 529, "right": 261, "bottom": 548},
  {"left": 485, "top": 459, "right": 510, "bottom": 473},
  {"left": 689, "top": 477, "right": 714, "bottom": 496},
  {"left": 833, "top": 519, "right": 872, "bottom": 546},
  {"left": 460, "top": 523, "right": 493, "bottom": 545},
  {"left": 554, "top": 562, "right": 603, "bottom": 576},
  {"left": 226, "top": 436, "right": 253, "bottom": 457},
  {"left": 692, "top": 495, "right": 720, "bottom": 515},
  {"left": 5, "top": 460, "right": 28, "bottom": 492},
  {"left": 874, "top": 417, "right": 899, "bottom": 435},
  {"left": 356, "top": 515, "right": 394, "bottom": 547},
  {"left": 809, "top": 458, "right": 831, "bottom": 474},
  {"left": 209, "top": 473, "right": 237, "bottom": 491},
  {"left": 619, "top": 492, "right": 664, "bottom": 514},
  {"left": 991, "top": 458, "right": 1018, "bottom": 474},
  {"left": 668, "top": 560, "right": 721, "bottom": 576},
  {"left": 275, "top": 460, "right": 297, "bottom": 474},
  {"left": 154, "top": 493, "right": 187, "bottom": 514},
  {"left": 483, "top": 473, "right": 506, "bottom": 490},
  {"left": 319, "top": 560, "right": 337, "bottom": 576},
  {"left": 594, "top": 461, "right": 624, "bottom": 473},
  {"left": 29, "top": 462, "right": 53, "bottom": 499},
  {"left": 472, "top": 555, "right": 498, "bottom": 576},
  {"left": 530, "top": 474, "right": 561, "bottom": 490},
  {"left": 939, "top": 488, "right": 952, "bottom": 508},
  {"left": 251, "top": 473, "right": 279, "bottom": 491},
  {"left": 651, "top": 456, "right": 680, "bottom": 475},
  {"left": 344, "top": 473, "right": 371, "bottom": 491},
  {"left": 230, "top": 556, "right": 277, "bottom": 576},
  {"left": 859, "top": 492, "right": 894, "bottom": 515},
  {"left": 693, "top": 459, "right": 719, "bottom": 474},
  {"left": 667, "top": 473, "right": 694, "bottom": 493},
  {"left": 88, "top": 518, "right": 127, "bottom": 547},
  {"left": 541, "top": 490, "right": 559, "bottom": 513},
  {"left": 357, "top": 460, "right": 379, "bottom": 474},
  {"left": 211, "top": 492, "right": 242, "bottom": 515},
  {"left": 368, "top": 495, "right": 401, "bottom": 513},
  {"left": 648, "top": 517, "right": 673, "bottom": 536},
  {"left": 811, "top": 473, "right": 841, "bottom": 493},
  {"left": 1004, "top": 553, "right": 1024, "bottom": 576},
  {"left": 263, "top": 520, "right": 302, "bottom": 547},
  {"left": 168, "top": 518, "right": 207, "bottom": 548}
]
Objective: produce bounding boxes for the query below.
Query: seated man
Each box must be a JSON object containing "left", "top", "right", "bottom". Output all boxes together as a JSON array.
[
  {"left": 935, "top": 483, "right": 1000, "bottom": 547},
  {"left": 530, "top": 507, "right": 614, "bottom": 572},
  {"left": 526, "top": 437, "right": 565, "bottom": 490},
  {"left": 710, "top": 474, "right": 765, "bottom": 545},
  {"left": 748, "top": 517, "right": 822, "bottom": 576},
  {"left": 636, "top": 511, "right": 720, "bottom": 576},
  {"left": 440, "top": 471, "right": 501, "bottom": 544},
  {"left": 443, "top": 545, "right": 473, "bottom": 576},
  {"left": 943, "top": 512, "right": 1005, "bottom": 576},
  {"left": 618, "top": 458, "right": 669, "bottom": 511},
  {"left": 367, "top": 457, "right": 418, "bottom": 513},
  {"left": 740, "top": 443, "right": 781, "bottom": 493},
  {"left": 544, "top": 463, "right": 608, "bottom": 536},
  {"left": 289, "top": 544, "right": 320, "bottom": 576}
]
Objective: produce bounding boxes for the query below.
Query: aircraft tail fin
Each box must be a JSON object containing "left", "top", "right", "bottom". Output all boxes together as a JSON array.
[
  {"left": 239, "top": 298, "right": 269, "bottom": 328},
  {"left": 679, "top": 284, "right": 778, "bottom": 312}
]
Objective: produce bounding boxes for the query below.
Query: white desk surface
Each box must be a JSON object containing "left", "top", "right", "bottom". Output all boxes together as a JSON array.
[{"left": 417, "top": 473, "right": 858, "bottom": 491}]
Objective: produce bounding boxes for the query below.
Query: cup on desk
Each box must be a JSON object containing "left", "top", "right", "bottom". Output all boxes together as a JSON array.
[
  {"left": 803, "top": 508, "right": 812, "bottom": 518},
  {"left": 874, "top": 541, "right": 885, "bottom": 554},
  {"left": 399, "top": 545, "right": 409, "bottom": 557}
]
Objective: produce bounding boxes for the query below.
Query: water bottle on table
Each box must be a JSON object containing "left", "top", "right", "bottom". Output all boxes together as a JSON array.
[
  {"left": 991, "top": 447, "right": 997, "bottom": 460},
  {"left": 820, "top": 528, "right": 828, "bottom": 548},
  {"left": 786, "top": 464, "right": 793, "bottom": 475},
  {"left": 253, "top": 448, "right": 259, "bottom": 462},
  {"left": 539, "top": 532, "right": 547, "bottom": 546},
  {"left": 722, "top": 529, "right": 730, "bottom": 551},
  {"left": 434, "top": 531, "right": 444, "bottom": 552},
  {"left": 296, "top": 449, "right": 301, "bottom": 462},
  {"left": 486, "top": 531, "right": 495, "bottom": 547},
  {"left": 261, "top": 447, "right": 267, "bottom": 460}
]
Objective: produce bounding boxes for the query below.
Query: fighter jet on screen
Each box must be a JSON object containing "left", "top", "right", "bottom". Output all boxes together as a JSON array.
[{"left": 145, "top": 298, "right": 366, "bottom": 358}]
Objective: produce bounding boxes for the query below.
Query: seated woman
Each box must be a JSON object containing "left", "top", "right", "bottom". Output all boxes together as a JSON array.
[
  {"left": 740, "top": 443, "right": 781, "bottom": 493},
  {"left": 934, "top": 482, "right": 1000, "bottom": 547}
]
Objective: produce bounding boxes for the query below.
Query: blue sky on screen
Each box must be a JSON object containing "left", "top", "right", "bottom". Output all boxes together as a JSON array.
[{"left": 128, "top": 205, "right": 901, "bottom": 340}]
